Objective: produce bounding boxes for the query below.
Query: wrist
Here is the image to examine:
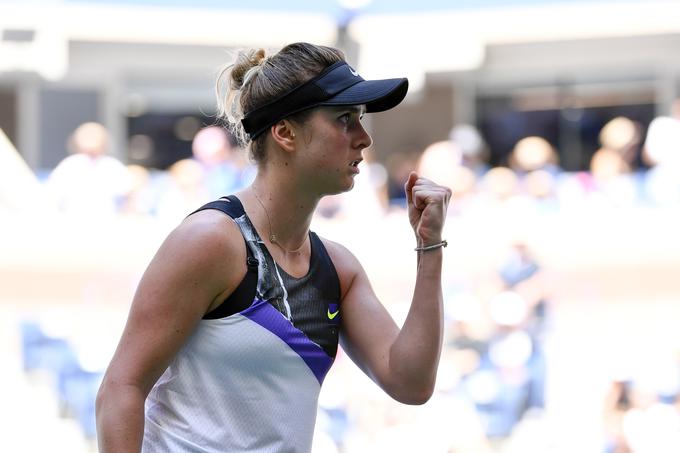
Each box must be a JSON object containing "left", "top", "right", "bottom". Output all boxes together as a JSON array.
[
  {"left": 414, "top": 240, "right": 447, "bottom": 252},
  {"left": 416, "top": 236, "right": 443, "bottom": 247}
]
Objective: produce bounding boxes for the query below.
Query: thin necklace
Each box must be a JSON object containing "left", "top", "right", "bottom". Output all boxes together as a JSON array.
[{"left": 252, "top": 187, "right": 308, "bottom": 255}]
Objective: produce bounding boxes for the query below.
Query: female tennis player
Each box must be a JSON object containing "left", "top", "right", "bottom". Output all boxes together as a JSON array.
[{"left": 96, "top": 42, "right": 451, "bottom": 452}]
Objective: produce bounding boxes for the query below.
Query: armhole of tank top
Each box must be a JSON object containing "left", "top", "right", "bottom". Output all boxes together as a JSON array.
[
  {"left": 187, "top": 197, "right": 258, "bottom": 320},
  {"left": 202, "top": 246, "right": 257, "bottom": 320},
  {"left": 310, "top": 232, "right": 342, "bottom": 302}
]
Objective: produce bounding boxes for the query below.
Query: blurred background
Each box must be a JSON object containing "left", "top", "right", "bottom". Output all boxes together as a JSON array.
[{"left": 2, "top": 0, "right": 680, "bottom": 452}]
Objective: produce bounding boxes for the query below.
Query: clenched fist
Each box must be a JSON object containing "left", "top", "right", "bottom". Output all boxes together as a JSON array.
[{"left": 404, "top": 172, "right": 452, "bottom": 247}]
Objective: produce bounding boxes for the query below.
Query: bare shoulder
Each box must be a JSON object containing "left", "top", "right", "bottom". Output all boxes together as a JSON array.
[
  {"left": 149, "top": 208, "right": 248, "bottom": 312},
  {"left": 171, "top": 208, "right": 245, "bottom": 254},
  {"left": 161, "top": 209, "right": 245, "bottom": 269},
  {"left": 318, "top": 236, "right": 360, "bottom": 272}
]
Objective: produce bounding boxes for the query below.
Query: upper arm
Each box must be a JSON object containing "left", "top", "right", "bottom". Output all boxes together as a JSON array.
[
  {"left": 323, "top": 240, "right": 399, "bottom": 389},
  {"left": 102, "top": 211, "right": 247, "bottom": 394}
]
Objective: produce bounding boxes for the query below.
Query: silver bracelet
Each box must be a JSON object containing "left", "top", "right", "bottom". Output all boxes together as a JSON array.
[{"left": 414, "top": 240, "right": 447, "bottom": 252}]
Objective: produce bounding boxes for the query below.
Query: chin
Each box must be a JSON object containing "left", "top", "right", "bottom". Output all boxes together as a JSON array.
[
  {"left": 338, "top": 179, "right": 356, "bottom": 194},
  {"left": 319, "top": 179, "right": 355, "bottom": 196}
]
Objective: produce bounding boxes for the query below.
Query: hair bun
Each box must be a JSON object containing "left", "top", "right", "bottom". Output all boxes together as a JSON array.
[{"left": 231, "top": 48, "right": 266, "bottom": 89}]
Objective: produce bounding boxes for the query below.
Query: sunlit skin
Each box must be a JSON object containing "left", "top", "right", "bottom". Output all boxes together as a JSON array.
[{"left": 288, "top": 105, "right": 371, "bottom": 196}]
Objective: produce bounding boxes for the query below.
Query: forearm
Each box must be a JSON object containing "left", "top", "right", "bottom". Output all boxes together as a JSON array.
[
  {"left": 388, "top": 247, "right": 444, "bottom": 404},
  {"left": 96, "top": 381, "right": 147, "bottom": 453}
]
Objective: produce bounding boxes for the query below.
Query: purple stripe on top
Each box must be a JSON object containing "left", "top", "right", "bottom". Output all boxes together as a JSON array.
[{"left": 241, "top": 298, "right": 334, "bottom": 385}]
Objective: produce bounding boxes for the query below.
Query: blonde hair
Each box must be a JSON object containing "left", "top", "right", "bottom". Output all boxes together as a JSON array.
[{"left": 215, "top": 42, "right": 344, "bottom": 162}]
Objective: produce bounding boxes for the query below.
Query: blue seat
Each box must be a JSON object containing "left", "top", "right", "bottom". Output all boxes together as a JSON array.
[
  {"left": 60, "top": 368, "right": 103, "bottom": 439},
  {"left": 20, "top": 320, "right": 79, "bottom": 376},
  {"left": 20, "top": 320, "right": 103, "bottom": 439}
]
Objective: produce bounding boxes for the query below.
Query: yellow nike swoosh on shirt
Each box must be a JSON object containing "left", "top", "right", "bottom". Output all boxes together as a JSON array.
[{"left": 327, "top": 309, "right": 339, "bottom": 320}]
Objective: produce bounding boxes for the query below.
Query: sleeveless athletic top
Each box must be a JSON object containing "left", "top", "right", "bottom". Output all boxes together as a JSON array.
[{"left": 142, "top": 195, "right": 341, "bottom": 453}]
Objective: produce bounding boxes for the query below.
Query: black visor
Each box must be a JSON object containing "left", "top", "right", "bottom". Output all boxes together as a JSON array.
[{"left": 241, "top": 61, "right": 408, "bottom": 140}]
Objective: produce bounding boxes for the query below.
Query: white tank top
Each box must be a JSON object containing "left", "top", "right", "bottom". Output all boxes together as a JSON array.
[{"left": 142, "top": 197, "right": 340, "bottom": 452}]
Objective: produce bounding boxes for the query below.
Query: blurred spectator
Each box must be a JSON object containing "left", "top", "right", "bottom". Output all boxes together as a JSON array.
[
  {"left": 385, "top": 150, "right": 419, "bottom": 207},
  {"left": 643, "top": 99, "right": 680, "bottom": 168},
  {"left": 480, "top": 166, "right": 519, "bottom": 204},
  {"left": 46, "top": 122, "right": 132, "bottom": 217},
  {"left": 449, "top": 123, "right": 490, "bottom": 176},
  {"left": 498, "top": 241, "right": 550, "bottom": 332},
  {"left": 557, "top": 118, "right": 646, "bottom": 209},
  {"left": 476, "top": 165, "right": 543, "bottom": 228},
  {"left": 417, "top": 140, "right": 462, "bottom": 188},
  {"left": 599, "top": 116, "right": 642, "bottom": 168},
  {"left": 642, "top": 98, "right": 680, "bottom": 205},
  {"left": 622, "top": 374, "right": 680, "bottom": 453},
  {"left": 600, "top": 352, "right": 680, "bottom": 453},
  {"left": 591, "top": 148, "right": 630, "bottom": 181},
  {"left": 523, "top": 169, "right": 559, "bottom": 213},
  {"left": 508, "top": 136, "right": 560, "bottom": 176},
  {"left": 501, "top": 137, "right": 563, "bottom": 217},
  {"left": 417, "top": 140, "right": 478, "bottom": 215},
  {"left": 155, "top": 158, "right": 209, "bottom": 224},
  {"left": 588, "top": 147, "right": 638, "bottom": 206},
  {"left": 603, "top": 379, "right": 633, "bottom": 453},
  {"left": 191, "top": 125, "right": 249, "bottom": 198},
  {"left": 500, "top": 241, "right": 550, "bottom": 407},
  {"left": 119, "top": 164, "right": 157, "bottom": 217}
]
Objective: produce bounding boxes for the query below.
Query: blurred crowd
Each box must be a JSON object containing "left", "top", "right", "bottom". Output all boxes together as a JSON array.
[
  {"left": 26, "top": 98, "right": 680, "bottom": 225},
  {"left": 40, "top": 122, "right": 254, "bottom": 223},
  {"left": 6, "top": 98, "right": 680, "bottom": 452}
]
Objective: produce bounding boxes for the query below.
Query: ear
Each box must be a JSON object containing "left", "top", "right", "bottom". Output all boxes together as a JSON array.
[{"left": 270, "top": 119, "right": 297, "bottom": 152}]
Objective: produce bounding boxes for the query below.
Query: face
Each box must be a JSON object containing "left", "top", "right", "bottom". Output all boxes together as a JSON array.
[{"left": 294, "top": 105, "right": 372, "bottom": 195}]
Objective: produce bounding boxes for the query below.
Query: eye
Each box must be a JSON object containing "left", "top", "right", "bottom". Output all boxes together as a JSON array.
[{"left": 338, "top": 112, "right": 351, "bottom": 124}]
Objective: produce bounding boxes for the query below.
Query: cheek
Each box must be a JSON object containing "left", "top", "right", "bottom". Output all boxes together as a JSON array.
[{"left": 310, "top": 133, "right": 347, "bottom": 169}]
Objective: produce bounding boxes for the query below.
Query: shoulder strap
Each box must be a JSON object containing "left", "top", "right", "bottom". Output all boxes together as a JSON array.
[
  {"left": 191, "top": 195, "right": 259, "bottom": 319},
  {"left": 188, "top": 195, "right": 245, "bottom": 219},
  {"left": 309, "top": 232, "right": 341, "bottom": 301},
  {"left": 190, "top": 195, "right": 258, "bottom": 270}
]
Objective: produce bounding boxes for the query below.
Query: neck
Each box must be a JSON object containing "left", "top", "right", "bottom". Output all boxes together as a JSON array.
[{"left": 243, "top": 170, "right": 319, "bottom": 253}]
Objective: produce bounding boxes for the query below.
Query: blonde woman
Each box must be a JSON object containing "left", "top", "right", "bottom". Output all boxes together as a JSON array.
[{"left": 96, "top": 42, "right": 451, "bottom": 452}]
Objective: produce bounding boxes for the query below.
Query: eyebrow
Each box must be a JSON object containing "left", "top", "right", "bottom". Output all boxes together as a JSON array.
[{"left": 330, "top": 105, "right": 366, "bottom": 115}]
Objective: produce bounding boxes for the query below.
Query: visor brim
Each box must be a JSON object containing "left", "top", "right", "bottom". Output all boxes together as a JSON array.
[{"left": 320, "top": 78, "right": 409, "bottom": 113}]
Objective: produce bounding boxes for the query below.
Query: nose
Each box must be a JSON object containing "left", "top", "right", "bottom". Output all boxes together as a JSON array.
[{"left": 353, "top": 122, "right": 373, "bottom": 150}]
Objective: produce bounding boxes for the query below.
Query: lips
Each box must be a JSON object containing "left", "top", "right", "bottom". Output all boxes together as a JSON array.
[{"left": 349, "top": 159, "right": 362, "bottom": 175}]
